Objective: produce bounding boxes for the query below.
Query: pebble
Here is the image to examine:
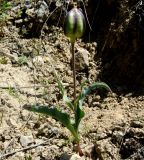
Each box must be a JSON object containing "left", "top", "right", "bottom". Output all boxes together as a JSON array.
[
  {"left": 92, "top": 101, "right": 101, "bottom": 108},
  {"left": 74, "top": 47, "right": 90, "bottom": 71},
  {"left": 130, "top": 120, "right": 143, "bottom": 128},
  {"left": 60, "top": 153, "right": 83, "bottom": 160},
  {"left": 32, "top": 56, "right": 44, "bottom": 66},
  {"left": 70, "top": 154, "right": 83, "bottom": 160},
  {"left": 94, "top": 95, "right": 101, "bottom": 101},
  {"left": 20, "top": 135, "right": 34, "bottom": 147}
]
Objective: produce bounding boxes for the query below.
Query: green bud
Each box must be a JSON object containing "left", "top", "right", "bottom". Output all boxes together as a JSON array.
[{"left": 64, "top": 7, "right": 86, "bottom": 42}]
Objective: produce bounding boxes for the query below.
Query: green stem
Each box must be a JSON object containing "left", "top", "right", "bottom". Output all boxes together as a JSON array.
[{"left": 71, "top": 42, "right": 76, "bottom": 101}]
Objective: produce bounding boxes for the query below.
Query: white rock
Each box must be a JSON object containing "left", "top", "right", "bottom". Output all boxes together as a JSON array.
[
  {"left": 20, "top": 135, "right": 34, "bottom": 147},
  {"left": 32, "top": 56, "right": 44, "bottom": 66},
  {"left": 60, "top": 153, "right": 83, "bottom": 160},
  {"left": 70, "top": 154, "right": 83, "bottom": 160}
]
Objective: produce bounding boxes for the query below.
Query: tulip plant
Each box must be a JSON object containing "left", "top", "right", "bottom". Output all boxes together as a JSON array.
[{"left": 24, "top": 6, "right": 111, "bottom": 156}]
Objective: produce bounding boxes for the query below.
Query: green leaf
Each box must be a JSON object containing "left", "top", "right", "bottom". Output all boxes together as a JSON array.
[
  {"left": 54, "top": 71, "right": 74, "bottom": 110},
  {"left": 74, "top": 103, "right": 85, "bottom": 132},
  {"left": 78, "top": 82, "right": 111, "bottom": 108},
  {"left": 74, "top": 82, "right": 111, "bottom": 131},
  {"left": 23, "top": 104, "right": 79, "bottom": 142},
  {"left": 63, "top": 95, "right": 74, "bottom": 111}
]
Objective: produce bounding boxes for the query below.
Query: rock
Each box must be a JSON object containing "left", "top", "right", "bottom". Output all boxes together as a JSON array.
[
  {"left": 3, "top": 141, "right": 10, "bottom": 150},
  {"left": 15, "top": 19, "right": 23, "bottom": 24},
  {"left": 92, "top": 101, "right": 100, "bottom": 106},
  {"left": 130, "top": 120, "right": 144, "bottom": 128},
  {"left": 20, "top": 135, "right": 34, "bottom": 147},
  {"left": 60, "top": 153, "right": 83, "bottom": 160},
  {"left": 32, "top": 56, "right": 44, "bottom": 66},
  {"left": 94, "top": 95, "right": 101, "bottom": 101},
  {"left": 70, "top": 154, "right": 83, "bottom": 160},
  {"left": 73, "top": 47, "right": 90, "bottom": 71}
]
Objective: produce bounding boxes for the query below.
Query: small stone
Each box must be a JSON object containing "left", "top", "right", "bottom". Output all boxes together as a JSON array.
[
  {"left": 3, "top": 141, "right": 10, "bottom": 150},
  {"left": 15, "top": 19, "right": 23, "bottom": 24},
  {"left": 130, "top": 120, "right": 143, "bottom": 128},
  {"left": 73, "top": 47, "right": 90, "bottom": 71},
  {"left": 70, "top": 154, "right": 83, "bottom": 160},
  {"left": 60, "top": 153, "right": 83, "bottom": 160},
  {"left": 32, "top": 56, "right": 44, "bottom": 66},
  {"left": 20, "top": 135, "right": 34, "bottom": 147},
  {"left": 94, "top": 95, "right": 101, "bottom": 101},
  {"left": 92, "top": 101, "right": 101, "bottom": 108}
]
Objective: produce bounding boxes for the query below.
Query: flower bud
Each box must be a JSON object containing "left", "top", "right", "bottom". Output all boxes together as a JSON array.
[{"left": 64, "top": 7, "right": 86, "bottom": 42}]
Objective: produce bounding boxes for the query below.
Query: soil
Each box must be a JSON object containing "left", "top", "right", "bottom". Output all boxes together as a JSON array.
[{"left": 0, "top": 1, "right": 144, "bottom": 160}]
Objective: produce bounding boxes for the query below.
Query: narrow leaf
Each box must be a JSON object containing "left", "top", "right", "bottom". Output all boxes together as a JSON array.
[
  {"left": 74, "top": 104, "right": 85, "bottom": 132},
  {"left": 23, "top": 104, "right": 79, "bottom": 142},
  {"left": 78, "top": 82, "right": 111, "bottom": 108},
  {"left": 74, "top": 82, "right": 111, "bottom": 130}
]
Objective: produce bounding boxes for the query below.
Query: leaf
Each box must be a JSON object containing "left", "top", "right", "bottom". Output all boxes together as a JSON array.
[
  {"left": 23, "top": 104, "right": 79, "bottom": 142},
  {"left": 74, "top": 103, "right": 85, "bottom": 132},
  {"left": 54, "top": 71, "right": 74, "bottom": 110},
  {"left": 74, "top": 82, "right": 111, "bottom": 130},
  {"left": 78, "top": 82, "right": 111, "bottom": 108}
]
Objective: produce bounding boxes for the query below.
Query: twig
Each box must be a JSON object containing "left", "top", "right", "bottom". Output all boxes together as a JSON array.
[
  {"left": 0, "top": 83, "right": 71, "bottom": 90},
  {"left": 0, "top": 140, "right": 50, "bottom": 159}
]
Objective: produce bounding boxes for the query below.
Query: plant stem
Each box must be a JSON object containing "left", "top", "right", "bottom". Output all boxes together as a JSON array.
[
  {"left": 76, "top": 143, "right": 83, "bottom": 156},
  {"left": 71, "top": 42, "right": 83, "bottom": 156},
  {"left": 71, "top": 42, "right": 76, "bottom": 101}
]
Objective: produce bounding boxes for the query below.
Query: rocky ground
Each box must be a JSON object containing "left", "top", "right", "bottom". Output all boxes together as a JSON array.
[{"left": 0, "top": 1, "right": 144, "bottom": 160}]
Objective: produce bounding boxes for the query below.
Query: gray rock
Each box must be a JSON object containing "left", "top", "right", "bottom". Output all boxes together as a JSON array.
[
  {"left": 60, "top": 153, "right": 83, "bottom": 160},
  {"left": 74, "top": 47, "right": 90, "bottom": 71},
  {"left": 20, "top": 135, "right": 34, "bottom": 147}
]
